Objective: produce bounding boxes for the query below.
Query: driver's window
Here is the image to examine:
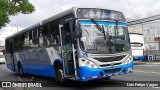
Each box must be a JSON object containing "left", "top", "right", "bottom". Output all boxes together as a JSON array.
[
  {"left": 108, "top": 26, "right": 115, "bottom": 36},
  {"left": 108, "top": 26, "right": 124, "bottom": 36},
  {"left": 117, "top": 26, "right": 124, "bottom": 35}
]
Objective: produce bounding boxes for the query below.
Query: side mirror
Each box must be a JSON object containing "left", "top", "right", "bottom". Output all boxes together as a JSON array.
[{"left": 75, "top": 24, "right": 82, "bottom": 38}]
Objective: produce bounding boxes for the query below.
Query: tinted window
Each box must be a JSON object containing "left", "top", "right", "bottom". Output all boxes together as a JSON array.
[
  {"left": 30, "top": 29, "right": 39, "bottom": 48},
  {"left": 14, "top": 36, "right": 23, "bottom": 52},
  {"left": 39, "top": 25, "right": 51, "bottom": 47},
  {"left": 24, "top": 32, "right": 30, "bottom": 50},
  {"left": 50, "top": 22, "right": 60, "bottom": 45}
]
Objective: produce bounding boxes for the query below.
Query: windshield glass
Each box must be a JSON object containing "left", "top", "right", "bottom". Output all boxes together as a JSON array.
[{"left": 79, "top": 21, "right": 130, "bottom": 54}]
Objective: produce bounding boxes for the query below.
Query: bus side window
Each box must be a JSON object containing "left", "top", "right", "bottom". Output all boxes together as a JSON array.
[
  {"left": 50, "top": 22, "right": 60, "bottom": 52},
  {"left": 29, "top": 31, "right": 33, "bottom": 49},
  {"left": 30, "top": 29, "right": 39, "bottom": 48},
  {"left": 50, "top": 22, "right": 60, "bottom": 45},
  {"left": 5, "top": 40, "right": 9, "bottom": 54},
  {"left": 39, "top": 26, "right": 50, "bottom": 47},
  {"left": 20, "top": 34, "right": 25, "bottom": 50},
  {"left": 39, "top": 29, "right": 43, "bottom": 47},
  {"left": 14, "top": 36, "right": 23, "bottom": 52},
  {"left": 5, "top": 39, "right": 13, "bottom": 53},
  {"left": 24, "top": 32, "right": 30, "bottom": 50}
]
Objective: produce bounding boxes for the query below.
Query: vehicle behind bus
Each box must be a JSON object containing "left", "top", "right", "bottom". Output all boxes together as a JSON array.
[
  {"left": 5, "top": 7, "right": 134, "bottom": 82},
  {"left": 129, "top": 33, "right": 144, "bottom": 60},
  {"left": 0, "top": 52, "right": 5, "bottom": 64}
]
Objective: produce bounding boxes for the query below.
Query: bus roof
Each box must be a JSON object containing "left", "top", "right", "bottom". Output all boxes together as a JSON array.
[
  {"left": 6, "top": 7, "right": 76, "bottom": 40},
  {"left": 6, "top": 7, "right": 124, "bottom": 40}
]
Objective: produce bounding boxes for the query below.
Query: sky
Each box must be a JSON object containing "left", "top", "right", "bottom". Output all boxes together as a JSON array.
[{"left": 0, "top": 0, "right": 160, "bottom": 45}]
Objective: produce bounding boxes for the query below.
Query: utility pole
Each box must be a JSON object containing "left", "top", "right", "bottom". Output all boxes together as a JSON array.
[{"left": 11, "top": 24, "right": 20, "bottom": 32}]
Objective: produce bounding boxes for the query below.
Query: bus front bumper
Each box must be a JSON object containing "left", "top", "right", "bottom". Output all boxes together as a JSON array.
[{"left": 77, "top": 61, "right": 134, "bottom": 81}]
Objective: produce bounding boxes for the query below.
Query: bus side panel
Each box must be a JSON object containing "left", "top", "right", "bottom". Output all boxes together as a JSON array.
[
  {"left": 25, "top": 64, "right": 54, "bottom": 77},
  {"left": 16, "top": 47, "right": 60, "bottom": 77},
  {"left": 21, "top": 48, "right": 53, "bottom": 77}
]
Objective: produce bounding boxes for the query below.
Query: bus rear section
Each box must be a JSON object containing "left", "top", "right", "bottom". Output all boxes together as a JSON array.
[{"left": 129, "top": 33, "right": 145, "bottom": 60}]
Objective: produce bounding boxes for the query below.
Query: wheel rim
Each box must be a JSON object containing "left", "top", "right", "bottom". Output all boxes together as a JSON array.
[{"left": 57, "top": 69, "right": 64, "bottom": 81}]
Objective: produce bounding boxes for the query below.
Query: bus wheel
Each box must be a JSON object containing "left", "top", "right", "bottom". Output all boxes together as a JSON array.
[
  {"left": 55, "top": 65, "right": 64, "bottom": 83},
  {"left": 105, "top": 76, "right": 111, "bottom": 79},
  {"left": 18, "top": 65, "right": 24, "bottom": 76}
]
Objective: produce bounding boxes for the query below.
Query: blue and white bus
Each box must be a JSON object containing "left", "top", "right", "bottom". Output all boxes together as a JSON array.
[{"left": 5, "top": 7, "right": 133, "bottom": 82}]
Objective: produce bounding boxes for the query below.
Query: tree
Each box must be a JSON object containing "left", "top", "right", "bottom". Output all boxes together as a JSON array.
[{"left": 0, "top": 0, "right": 35, "bottom": 29}]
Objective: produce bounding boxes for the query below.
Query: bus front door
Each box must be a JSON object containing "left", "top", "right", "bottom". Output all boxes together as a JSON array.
[{"left": 60, "top": 23, "right": 77, "bottom": 80}]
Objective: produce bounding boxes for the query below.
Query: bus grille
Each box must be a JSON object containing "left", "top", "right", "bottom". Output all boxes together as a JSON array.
[
  {"left": 94, "top": 55, "right": 126, "bottom": 62},
  {"left": 100, "top": 63, "right": 122, "bottom": 67},
  {"left": 104, "top": 68, "right": 121, "bottom": 74}
]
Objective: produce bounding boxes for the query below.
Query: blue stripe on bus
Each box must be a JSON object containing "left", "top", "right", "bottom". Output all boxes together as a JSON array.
[
  {"left": 7, "top": 64, "right": 55, "bottom": 77},
  {"left": 79, "top": 21, "right": 127, "bottom": 26},
  {"left": 7, "top": 59, "right": 133, "bottom": 81},
  {"left": 23, "top": 64, "right": 54, "bottom": 77},
  {"left": 78, "top": 61, "right": 134, "bottom": 81},
  {"left": 7, "top": 59, "right": 62, "bottom": 78}
]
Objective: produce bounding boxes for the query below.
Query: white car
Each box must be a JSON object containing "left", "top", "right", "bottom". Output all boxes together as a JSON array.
[{"left": 0, "top": 54, "right": 5, "bottom": 64}]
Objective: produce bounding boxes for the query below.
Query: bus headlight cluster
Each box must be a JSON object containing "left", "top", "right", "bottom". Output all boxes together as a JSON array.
[
  {"left": 82, "top": 59, "right": 98, "bottom": 68},
  {"left": 124, "top": 56, "right": 133, "bottom": 64}
]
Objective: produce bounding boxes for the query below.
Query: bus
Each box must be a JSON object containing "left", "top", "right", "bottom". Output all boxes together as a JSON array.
[
  {"left": 5, "top": 7, "right": 133, "bottom": 82},
  {"left": 129, "top": 33, "right": 145, "bottom": 60}
]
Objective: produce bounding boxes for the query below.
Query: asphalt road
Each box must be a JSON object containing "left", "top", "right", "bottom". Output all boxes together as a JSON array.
[{"left": 0, "top": 62, "right": 160, "bottom": 90}]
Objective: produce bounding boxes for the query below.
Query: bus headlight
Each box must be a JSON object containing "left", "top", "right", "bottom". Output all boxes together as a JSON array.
[
  {"left": 124, "top": 56, "right": 133, "bottom": 64},
  {"left": 81, "top": 59, "right": 98, "bottom": 68}
]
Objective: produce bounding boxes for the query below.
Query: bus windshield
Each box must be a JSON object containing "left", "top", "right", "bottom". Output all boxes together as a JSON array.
[{"left": 79, "top": 21, "right": 130, "bottom": 54}]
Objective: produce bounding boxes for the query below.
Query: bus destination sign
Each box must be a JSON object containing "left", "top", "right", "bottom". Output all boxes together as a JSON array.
[{"left": 76, "top": 8, "right": 126, "bottom": 22}]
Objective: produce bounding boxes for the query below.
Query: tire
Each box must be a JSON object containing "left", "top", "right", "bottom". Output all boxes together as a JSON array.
[
  {"left": 18, "top": 65, "right": 24, "bottom": 76},
  {"left": 105, "top": 76, "right": 111, "bottom": 79},
  {"left": 55, "top": 64, "right": 65, "bottom": 84}
]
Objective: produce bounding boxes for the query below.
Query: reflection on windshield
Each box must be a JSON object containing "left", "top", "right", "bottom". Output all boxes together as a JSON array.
[
  {"left": 108, "top": 26, "right": 130, "bottom": 53},
  {"left": 80, "top": 21, "right": 130, "bottom": 54}
]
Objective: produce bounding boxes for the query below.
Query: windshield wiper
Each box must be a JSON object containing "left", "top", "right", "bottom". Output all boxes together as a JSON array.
[
  {"left": 91, "top": 19, "right": 103, "bottom": 33},
  {"left": 101, "top": 25, "right": 107, "bottom": 40},
  {"left": 91, "top": 19, "right": 107, "bottom": 40}
]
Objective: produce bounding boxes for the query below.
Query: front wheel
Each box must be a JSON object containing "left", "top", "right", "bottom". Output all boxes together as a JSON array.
[
  {"left": 105, "top": 76, "right": 111, "bottom": 80},
  {"left": 18, "top": 65, "right": 24, "bottom": 76},
  {"left": 55, "top": 65, "right": 65, "bottom": 84}
]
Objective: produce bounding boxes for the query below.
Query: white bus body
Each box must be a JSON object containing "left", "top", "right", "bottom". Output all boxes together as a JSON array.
[{"left": 129, "top": 33, "right": 145, "bottom": 60}]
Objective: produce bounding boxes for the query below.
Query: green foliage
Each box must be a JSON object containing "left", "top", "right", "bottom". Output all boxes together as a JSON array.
[{"left": 0, "top": 0, "right": 35, "bottom": 29}]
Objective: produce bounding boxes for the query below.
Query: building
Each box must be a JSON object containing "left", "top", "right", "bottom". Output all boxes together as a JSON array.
[{"left": 128, "top": 19, "right": 160, "bottom": 55}]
